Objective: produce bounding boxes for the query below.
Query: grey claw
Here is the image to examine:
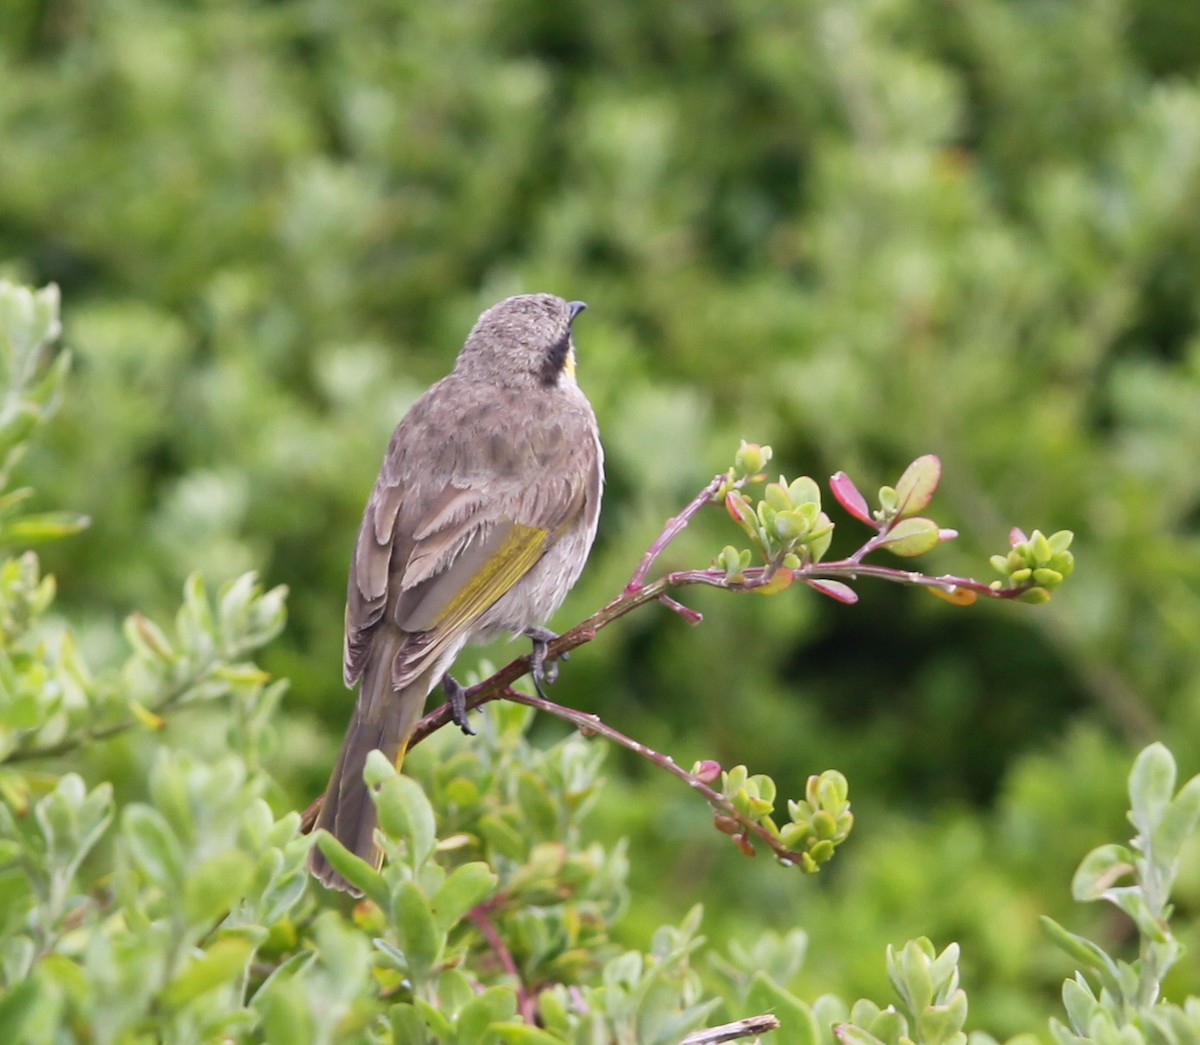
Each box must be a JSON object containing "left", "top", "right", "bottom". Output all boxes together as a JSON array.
[{"left": 441, "top": 673, "right": 476, "bottom": 736}]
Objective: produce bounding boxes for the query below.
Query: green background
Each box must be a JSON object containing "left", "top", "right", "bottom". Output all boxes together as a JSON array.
[{"left": 3, "top": 0, "right": 1200, "bottom": 1033}]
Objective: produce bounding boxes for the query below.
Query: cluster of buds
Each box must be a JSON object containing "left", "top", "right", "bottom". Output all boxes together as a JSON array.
[
  {"left": 780, "top": 770, "right": 853, "bottom": 870},
  {"left": 696, "top": 761, "right": 853, "bottom": 871},
  {"left": 715, "top": 443, "right": 1074, "bottom": 608},
  {"left": 990, "top": 528, "right": 1075, "bottom": 603},
  {"left": 721, "top": 442, "right": 836, "bottom": 578}
]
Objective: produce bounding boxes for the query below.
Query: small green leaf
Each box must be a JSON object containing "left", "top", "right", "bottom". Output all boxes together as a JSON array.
[
  {"left": 457, "top": 987, "right": 519, "bottom": 1044},
  {"left": 835, "top": 1023, "right": 889, "bottom": 1045},
  {"left": 392, "top": 880, "right": 442, "bottom": 981},
  {"left": 0, "top": 511, "right": 90, "bottom": 546},
  {"left": 183, "top": 851, "right": 256, "bottom": 927},
  {"left": 479, "top": 814, "right": 530, "bottom": 862},
  {"left": 162, "top": 936, "right": 256, "bottom": 1009},
  {"left": 1048, "top": 530, "right": 1074, "bottom": 555},
  {"left": 311, "top": 831, "right": 388, "bottom": 906},
  {"left": 864, "top": 1007, "right": 907, "bottom": 1045},
  {"left": 1039, "top": 916, "right": 1122, "bottom": 989},
  {"left": 437, "top": 968, "right": 476, "bottom": 1016},
  {"left": 373, "top": 766, "right": 437, "bottom": 868},
  {"left": 1153, "top": 774, "right": 1200, "bottom": 870},
  {"left": 888, "top": 939, "right": 934, "bottom": 1015},
  {"left": 516, "top": 770, "right": 559, "bottom": 838},
  {"left": 1071, "top": 843, "right": 1135, "bottom": 903},
  {"left": 488, "top": 1024, "right": 567, "bottom": 1045},
  {"left": 122, "top": 805, "right": 185, "bottom": 889},
  {"left": 258, "top": 978, "right": 317, "bottom": 1045},
  {"left": 0, "top": 978, "right": 40, "bottom": 1040},
  {"left": 1129, "top": 743, "right": 1176, "bottom": 841},
  {"left": 878, "top": 518, "right": 940, "bottom": 557},
  {"left": 1060, "top": 974, "right": 1097, "bottom": 1034},
  {"left": 893, "top": 455, "right": 941, "bottom": 518},
  {"left": 390, "top": 1003, "right": 430, "bottom": 1045},
  {"left": 431, "top": 862, "right": 497, "bottom": 935},
  {"left": 917, "top": 992, "right": 968, "bottom": 1045},
  {"left": 746, "top": 972, "right": 818, "bottom": 1045}
]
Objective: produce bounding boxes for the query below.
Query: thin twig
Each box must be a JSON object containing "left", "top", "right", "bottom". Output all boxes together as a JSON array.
[
  {"left": 4, "top": 653, "right": 221, "bottom": 764},
  {"left": 680, "top": 1013, "right": 781, "bottom": 1044},
  {"left": 626, "top": 474, "right": 728, "bottom": 591},
  {"left": 498, "top": 685, "right": 808, "bottom": 864},
  {"left": 301, "top": 470, "right": 1038, "bottom": 833}
]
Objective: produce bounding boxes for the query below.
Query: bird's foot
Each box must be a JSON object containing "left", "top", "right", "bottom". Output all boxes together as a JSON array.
[
  {"left": 441, "top": 673, "right": 476, "bottom": 736},
  {"left": 523, "top": 625, "right": 567, "bottom": 700}
]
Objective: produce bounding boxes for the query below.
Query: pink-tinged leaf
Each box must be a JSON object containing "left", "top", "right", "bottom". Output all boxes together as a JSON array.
[
  {"left": 938, "top": 528, "right": 959, "bottom": 542},
  {"left": 829, "top": 471, "right": 874, "bottom": 524},
  {"left": 877, "top": 517, "right": 940, "bottom": 557},
  {"left": 926, "top": 585, "right": 977, "bottom": 606},
  {"left": 1009, "top": 527, "right": 1028, "bottom": 546},
  {"left": 893, "top": 454, "right": 941, "bottom": 518},
  {"left": 725, "top": 491, "right": 754, "bottom": 527},
  {"left": 805, "top": 579, "right": 859, "bottom": 604}
]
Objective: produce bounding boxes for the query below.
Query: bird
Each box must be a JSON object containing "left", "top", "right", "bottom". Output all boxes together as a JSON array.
[{"left": 308, "top": 293, "right": 603, "bottom": 892}]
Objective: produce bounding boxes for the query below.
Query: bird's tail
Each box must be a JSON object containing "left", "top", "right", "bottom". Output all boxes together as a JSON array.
[{"left": 308, "top": 632, "right": 432, "bottom": 893}]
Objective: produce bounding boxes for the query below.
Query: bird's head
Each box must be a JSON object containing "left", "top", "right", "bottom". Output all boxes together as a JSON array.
[{"left": 457, "top": 293, "right": 588, "bottom": 389}]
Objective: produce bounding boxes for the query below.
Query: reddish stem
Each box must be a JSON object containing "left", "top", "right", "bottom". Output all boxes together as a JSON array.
[
  {"left": 496, "top": 685, "right": 809, "bottom": 865},
  {"left": 302, "top": 470, "right": 1034, "bottom": 837},
  {"left": 468, "top": 903, "right": 538, "bottom": 1024},
  {"left": 626, "top": 474, "right": 728, "bottom": 592}
]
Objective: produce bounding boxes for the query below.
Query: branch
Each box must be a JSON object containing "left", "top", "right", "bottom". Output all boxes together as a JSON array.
[
  {"left": 495, "top": 685, "right": 812, "bottom": 865},
  {"left": 680, "top": 1013, "right": 781, "bottom": 1044},
  {"left": 302, "top": 458, "right": 1065, "bottom": 845},
  {"left": 4, "top": 650, "right": 222, "bottom": 765}
]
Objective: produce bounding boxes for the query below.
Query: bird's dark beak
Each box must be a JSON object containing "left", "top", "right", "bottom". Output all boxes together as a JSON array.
[{"left": 568, "top": 301, "right": 587, "bottom": 323}]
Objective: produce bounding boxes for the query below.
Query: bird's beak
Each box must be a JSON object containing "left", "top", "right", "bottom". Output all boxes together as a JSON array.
[{"left": 568, "top": 301, "right": 588, "bottom": 323}]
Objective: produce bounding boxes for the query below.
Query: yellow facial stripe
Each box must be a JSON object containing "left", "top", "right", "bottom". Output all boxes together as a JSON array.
[
  {"left": 431, "top": 523, "right": 548, "bottom": 633},
  {"left": 564, "top": 346, "right": 577, "bottom": 378}
]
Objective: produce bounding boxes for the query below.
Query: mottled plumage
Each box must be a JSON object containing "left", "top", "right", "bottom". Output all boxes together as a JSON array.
[{"left": 309, "top": 294, "right": 603, "bottom": 892}]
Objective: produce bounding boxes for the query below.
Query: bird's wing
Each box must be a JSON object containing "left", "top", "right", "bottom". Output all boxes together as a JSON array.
[{"left": 343, "top": 407, "right": 597, "bottom": 691}]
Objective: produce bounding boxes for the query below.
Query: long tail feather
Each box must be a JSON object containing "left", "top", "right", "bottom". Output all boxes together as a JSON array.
[{"left": 308, "top": 633, "right": 432, "bottom": 893}]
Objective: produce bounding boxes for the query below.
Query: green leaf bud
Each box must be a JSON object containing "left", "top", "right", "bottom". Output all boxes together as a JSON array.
[
  {"left": 816, "top": 771, "right": 850, "bottom": 807},
  {"left": 812, "top": 810, "right": 839, "bottom": 839},
  {"left": 1031, "top": 530, "right": 1052, "bottom": 562},
  {"left": 808, "top": 840, "right": 835, "bottom": 864},
  {"left": 1032, "top": 568, "right": 1063, "bottom": 588},
  {"left": 1051, "top": 553, "right": 1075, "bottom": 577},
  {"left": 735, "top": 441, "right": 770, "bottom": 476},
  {"left": 1048, "top": 530, "right": 1074, "bottom": 555}
]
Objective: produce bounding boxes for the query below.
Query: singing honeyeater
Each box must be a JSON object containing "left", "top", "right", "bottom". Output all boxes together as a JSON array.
[{"left": 309, "top": 293, "right": 603, "bottom": 892}]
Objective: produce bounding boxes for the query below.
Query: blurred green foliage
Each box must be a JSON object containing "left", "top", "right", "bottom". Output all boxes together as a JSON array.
[{"left": 2, "top": 0, "right": 1200, "bottom": 1036}]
